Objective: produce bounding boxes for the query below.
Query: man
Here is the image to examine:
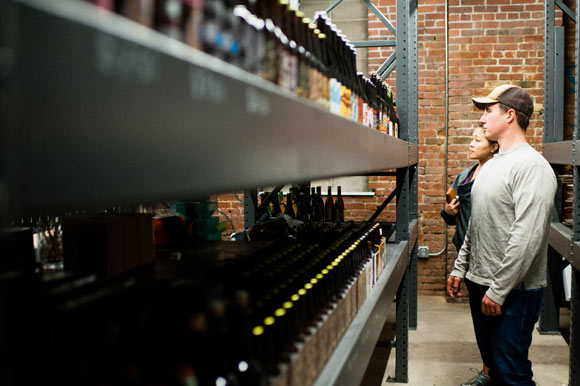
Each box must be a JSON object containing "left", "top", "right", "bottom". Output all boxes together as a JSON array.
[{"left": 447, "top": 84, "right": 557, "bottom": 386}]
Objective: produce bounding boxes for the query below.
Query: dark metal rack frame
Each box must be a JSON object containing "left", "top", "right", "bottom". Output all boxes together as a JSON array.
[
  {"left": 543, "top": 1, "right": 580, "bottom": 384},
  {"left": 314, "top": 1, "right": 418, "bottom": 384},
  {"left": 0, "top": 0, "right": 418, "bottom": 384}
]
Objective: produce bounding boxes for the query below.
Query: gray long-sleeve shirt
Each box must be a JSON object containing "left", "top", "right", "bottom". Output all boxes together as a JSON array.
[{"left": 451, "top": 143, "right": 557, "bottom": 305}]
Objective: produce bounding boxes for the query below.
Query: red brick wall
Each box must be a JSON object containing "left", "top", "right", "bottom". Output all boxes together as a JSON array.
[
  {"left": 210, "top": 192, "right": 245, "bottom": 238},
  {"left": 216, "top": 0, "right": 551, "bottom": 296},
  {"left": 366, "top": 0, "right": 547, "bottom": 296}
]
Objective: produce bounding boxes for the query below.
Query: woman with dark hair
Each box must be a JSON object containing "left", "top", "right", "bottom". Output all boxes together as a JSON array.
[
  {"left": 441, "top": 126, "right": 499, "bottom": 386},
  {"left": 441, "top": 126, "right": 499, "bottom": 251}
]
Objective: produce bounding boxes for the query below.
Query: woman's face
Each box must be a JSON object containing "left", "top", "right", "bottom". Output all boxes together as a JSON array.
[{"left": 469, "top": 127, "right": 496, "bottom": 161}]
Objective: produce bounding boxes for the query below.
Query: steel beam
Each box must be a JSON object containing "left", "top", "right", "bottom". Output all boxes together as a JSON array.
[
  {"left": 352, "top": 40, "right": 396, "bottom": 48},
  {"left": 571, "top": 266, "right": 580, "bottom": 385},
  {"left": 556, "top": 0, "right": 577, "bottom": 23},
  {"left": 545, "top": 0, "right": 556, "bottom": 143},
  {"left": 543, "top": 141, "right": 574, "bottom": 165},
  {"left": 549, "top": 222, "right": 574, "bottom": 264}
]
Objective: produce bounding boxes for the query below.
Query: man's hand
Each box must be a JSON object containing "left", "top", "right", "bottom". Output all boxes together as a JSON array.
[
  {"left": 444, "top": 198, "right": 459, "bottom": 216},
  {"left": 447, "top": 275, "right": 463, "bottom": 298},
  {"left": 481, "top": 294, "right": 502, "bottom": 316}
]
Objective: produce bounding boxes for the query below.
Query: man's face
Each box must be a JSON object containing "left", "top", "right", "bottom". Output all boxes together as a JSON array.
[{"left": 479, "top": 103, "right": 508, "bottom": 141}]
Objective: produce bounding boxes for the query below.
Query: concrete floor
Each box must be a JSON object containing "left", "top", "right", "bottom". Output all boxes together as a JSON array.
[{"left": 361, "top": 296, "right": 570, "bottom": 386}]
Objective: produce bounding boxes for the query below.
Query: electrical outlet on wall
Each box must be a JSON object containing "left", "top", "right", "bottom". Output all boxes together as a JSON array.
[{"left": 417, "top": 246, "right": 429, "bottom": 258}]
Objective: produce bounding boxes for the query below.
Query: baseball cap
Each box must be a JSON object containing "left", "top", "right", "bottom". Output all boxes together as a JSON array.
[{"left": 472, "top": 84, "right": 534, "bottom": 118}]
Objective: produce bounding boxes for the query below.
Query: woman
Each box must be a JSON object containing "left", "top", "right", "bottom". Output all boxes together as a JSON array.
[
  {"left": 441, "top": 126, "right": 499, "bottom": 251},
  {"left": 441, "top": 126, "right": 499, "bottom": 386}
]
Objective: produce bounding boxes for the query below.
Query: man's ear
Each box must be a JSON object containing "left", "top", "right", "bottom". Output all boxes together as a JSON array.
[{"left": 506, "top": 109, "right": 516, "bottom": 123}]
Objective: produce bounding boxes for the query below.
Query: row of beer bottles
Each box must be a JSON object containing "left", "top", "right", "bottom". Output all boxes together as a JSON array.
[
  {"left": 87, "top": 0, "right": 399, "bottom": 136},
  {"left": 180, "top": 222, "right": 383, "bottom": 384},
  {"left": 25, "top": 222, "right": 382, "bottom": 386},
  {"left": 260, "top": 185, "right": 344, "bottom": 222}
]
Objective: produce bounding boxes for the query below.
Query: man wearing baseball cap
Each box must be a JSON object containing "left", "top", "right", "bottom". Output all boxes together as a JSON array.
[{"left": 447, "top": 84, "right": 557, "bottom": 386}]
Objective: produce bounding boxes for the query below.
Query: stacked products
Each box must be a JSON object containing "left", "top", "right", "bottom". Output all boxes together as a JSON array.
[
  {"left": 3, "top": 220, "right": 391, "bottom": 385},
  {"left": 259, "top": 185, "right": 344, "bottom": 222},
  {"left": 88, "top": 0, "right": 399, "bottom": 136}
]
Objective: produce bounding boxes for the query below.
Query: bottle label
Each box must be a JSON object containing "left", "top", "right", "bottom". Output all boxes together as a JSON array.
[
  {"left": 380, "top": 110, "right": 388, "bottom": 133},
  {"left": 296, "top": 60, "right": 309, "bottom": 98},
  {"left": 350, "top": 92, "right": 358, "bottom": 122},
  {"left": 363, "top": 103, "right": 369, "bottom": 127},
  {"left": 340, "top": 86, "right": 351, "bottom": 119},
  {"left": 259, "top": 39, "right": 279, "bottom": 83},
  {"left": 321, "top": 75, "right": 330, "bottom": 110},
  {"left": 329, "top": 78, "right": 337, "bottom": 115},
  {"left": 279, "top": 51, "right": 298, "bottom": 92},
  {"left": 308, "top": 68, "right": 320, "bottom": 103}
]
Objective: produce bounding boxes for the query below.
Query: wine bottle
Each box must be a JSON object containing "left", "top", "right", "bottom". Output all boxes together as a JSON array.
[
  {"left": 154, "top": 0, "right": 184, "bottom": 41},
  {"left": 229, "top": 290, "right": 265, "bottom": 385},
  {"left": 309, "top": 187, "right": 317, "bottom": 221},
  {"left": 255, "top": 0, "right": 281, "bottom": 83},
  {"left": 272, "top": 191, "right": 282, "bottom": 216},
  {"left": 285, "top": 191, "right": 296, "bottom": 218},
  {"left": 315, "top": 186, "right": 325, "bottom": 222},
  {"left": 207, "top": 298, "right": 239, "bottom": 385},
  {"left": 278, "top": 191, "right": 286, "bottom": 214},
  {"left": 334, "top": 186, "right": 344, "bottom": 222},
  {"left": 324, "top": 186, "right": 334, "bottom": 222}
]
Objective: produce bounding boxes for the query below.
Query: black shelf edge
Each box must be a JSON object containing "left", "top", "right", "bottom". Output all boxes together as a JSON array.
[
  {"left": 313, "top": 220, "right": 417, "bottom": 386},
  {"left": 543, "top": 141, "right": 574, "bottom": 165},
  {"left": 2, "top": 0, "right": 415, "bottom": 217}
]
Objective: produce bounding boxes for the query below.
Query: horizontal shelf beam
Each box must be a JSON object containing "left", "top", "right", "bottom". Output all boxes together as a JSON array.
[
  {"left": 3, "top": 0, "right": 415, "bottom": 217},
  {"left": 352, "top": 40, "right": 396, "bottom": 48},
  {"left": 573, "top": 242, "right": 580, "bottom": 269},
  {"left": 313, "top": 238, "right": 409, "bottom": 386},
  {"left": 543, "top": 141, "right": 575, "bottom": 165},
  {"left": 549, "top": 222, "right": 574, "bottom": 265}
]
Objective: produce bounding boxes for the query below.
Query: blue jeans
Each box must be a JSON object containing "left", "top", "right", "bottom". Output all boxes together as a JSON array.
[{"left": 465, "top": 279, "right": 543, "bottom": 386}]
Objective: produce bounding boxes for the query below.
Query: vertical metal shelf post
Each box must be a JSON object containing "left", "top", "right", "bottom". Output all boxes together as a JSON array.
[
  {"left": 543, "top": 1, "right": 580, "bottom": 382},
  {"left": 545, "top": 0, "right": 556, "bottom": 143},
  {"left": 321, "top": 1, "right": 418, "bottom": 380},
  {"left": 541, "top": 0, "right": 563, "bottom": 335},
  {"left": 392, "top": 0, "right": 417, "bottom": 381},
  {"left": 408, "top": 0, "right": 419, "bottom": 331},
  {"left": 572, "top": 2, "right": 580, "bottom": 383},
  {"left": 572, "top": 266, "right": 580, "bottom": 384}
]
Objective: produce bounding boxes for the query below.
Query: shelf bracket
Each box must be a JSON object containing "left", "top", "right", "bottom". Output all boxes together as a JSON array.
[
  {"left": 256, "top": 185, "right": 285, "bottom": 217},
  {"left": 368, "top": 184, "right": 401, "bottom": 223},
  {"left": 244, "top": 189, "right": 258, "bottom": 229},
  {"left": 556, "top": 0, "right": 576, "bottom": 23}
]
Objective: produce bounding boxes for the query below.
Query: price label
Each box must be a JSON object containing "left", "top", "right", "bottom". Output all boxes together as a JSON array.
[
  {"left": 94, "top": 32, "right": 160, "bottom": 84},
  {"left": 189, "top": 67, "right": 226, "bottom": 105},
  {"left": 245, "top": 87, "right": 270, "bottom": 116}
]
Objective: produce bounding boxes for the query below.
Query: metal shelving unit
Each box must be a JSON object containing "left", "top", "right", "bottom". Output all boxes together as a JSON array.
[
  {"left": 0, "top": 0, "right": 418, "bottom": 384},
  {"left": 1, "top": 0, "right": 417, "bottom": 218},
  {"left": 543, "top": 1, "right": 579, "bottom": 384}
]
